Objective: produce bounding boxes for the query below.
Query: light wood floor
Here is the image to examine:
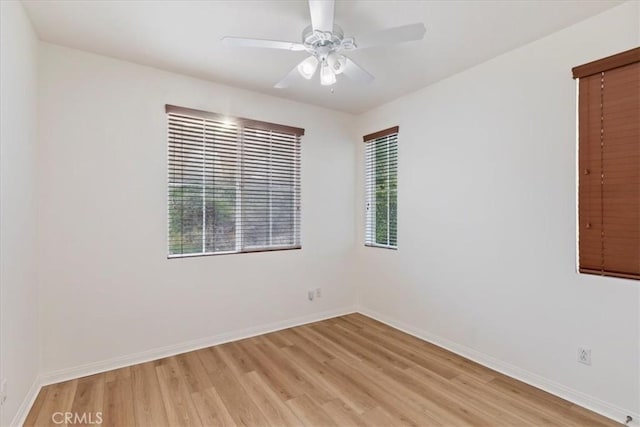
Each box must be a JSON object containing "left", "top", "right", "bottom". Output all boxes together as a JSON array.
[{"left": 25, "top": 314, "right": 619, "bottom": 426}]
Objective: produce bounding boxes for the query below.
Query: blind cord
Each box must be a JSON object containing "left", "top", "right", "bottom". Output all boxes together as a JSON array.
[{"left": 599, "top": 71, "right": 605, "bottom": 274}]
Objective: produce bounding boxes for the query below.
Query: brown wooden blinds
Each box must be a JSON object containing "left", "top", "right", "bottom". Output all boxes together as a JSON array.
[{"left": 574, "top": 48, "right": 640, "bottom": 280}]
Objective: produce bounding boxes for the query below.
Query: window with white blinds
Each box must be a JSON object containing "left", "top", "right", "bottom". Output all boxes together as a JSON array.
[
  {"left": 364, "top": 127, "right": 398, "bottom": 249},
  {"left": 167, "top": 105, "right": 303, "bottom": 257}
]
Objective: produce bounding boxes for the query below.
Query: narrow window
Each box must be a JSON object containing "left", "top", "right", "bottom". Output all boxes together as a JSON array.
[
  {"left": 167, "top": 105, "right": 303, "bottom": 257},
  {"left": 573, "top": 48, "right": 640, "bottom": 280},
  {"left": 364, "top": 126, "right": 398, "bottom": 249}
]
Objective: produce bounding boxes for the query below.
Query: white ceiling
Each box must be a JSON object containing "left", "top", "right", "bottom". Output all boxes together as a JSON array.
[{"left": 23, "top": 0, "right": 622, "bottom": 114}]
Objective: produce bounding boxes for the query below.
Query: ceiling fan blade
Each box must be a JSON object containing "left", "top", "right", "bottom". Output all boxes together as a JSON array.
[
  {"left": 274, "top": 58, "right": 310, "bottom": 89},
  {"left": 353, "top": 23, "right": 426, "bottom": 49},
  {"left": 309, "top": 0, "right": 335, "bottom": 32},
  {"left": 221, "top": 37, "right": 305, "bottom": 51},
  {"left": 342, "top": 58, "right": 374, "bottom": 84}
]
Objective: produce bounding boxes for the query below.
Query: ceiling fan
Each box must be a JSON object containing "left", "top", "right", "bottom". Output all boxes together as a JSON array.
[{"left": 221, "top": 0, "right": 426, "bottom": 88}]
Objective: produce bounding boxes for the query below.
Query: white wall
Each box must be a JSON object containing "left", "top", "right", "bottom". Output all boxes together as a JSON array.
[
  {"left": 354, "top": 1, "right": 639, "bottom": 421},
  {"left": 37, "top": 44, "right": 357, "bottom": 377},
  {"left": 0, "top": 1, "right": 40, "bottom": 425}
]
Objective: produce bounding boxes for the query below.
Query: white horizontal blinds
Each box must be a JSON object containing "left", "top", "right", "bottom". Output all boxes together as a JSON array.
[
  {"left": 365, "top": 127, "right": 398, "bottom": 248},
  {"left": 168, "top": 112, "right": 240, "bottom": 256},
  {"left": 241, "top": 127, "right": 301, "bottom": 251},
  {"left": 167, "top": 105, "right": 303, "bottom": 257}
]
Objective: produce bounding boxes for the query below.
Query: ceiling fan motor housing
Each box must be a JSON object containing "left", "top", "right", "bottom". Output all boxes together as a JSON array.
[{"left": 302, "top": 25, "right": 355, "bottom": 59}]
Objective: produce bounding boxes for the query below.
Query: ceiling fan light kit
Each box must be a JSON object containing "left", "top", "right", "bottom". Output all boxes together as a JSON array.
[
  {"left": 320, "top": 60, "right": 337, "bottom": 86},
  {"left": 328, "top": 52, "right": 347, "bottom": 74},
  {"left": 222, "top": 0, "right": 426, "bottom": 89},
  {"left": 297, "top": 55, "right": 319, "bottom": 79}
]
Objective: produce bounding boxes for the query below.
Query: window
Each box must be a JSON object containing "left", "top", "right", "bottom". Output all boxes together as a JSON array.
[
  {"left": 364, "top": 126, "right": 398, "bottom": 249},
  {"left": 167, "top": 105, "right": 303, "bottom": 257},
  {"left": 573, "top": 47, "right": 639, "bottom": 280}
]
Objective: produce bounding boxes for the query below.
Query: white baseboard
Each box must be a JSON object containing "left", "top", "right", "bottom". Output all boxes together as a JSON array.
[
  {"left": 357, "top": 305, "right": 639, "bottom": 427},
  {"left": 10, "top": 377, "right": 42, "bottom": 427},
  {"left": 39, "top": 305, "right": 357, "bottom": 387}
]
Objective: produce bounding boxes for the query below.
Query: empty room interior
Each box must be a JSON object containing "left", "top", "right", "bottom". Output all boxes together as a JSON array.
[{"left": 1, "top": 0, "right": 639, "bottom": 426}]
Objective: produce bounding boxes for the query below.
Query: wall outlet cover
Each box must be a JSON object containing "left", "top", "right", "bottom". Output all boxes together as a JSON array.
[{"left": 578, "top": 347, "right": 591, "bottom": 365}]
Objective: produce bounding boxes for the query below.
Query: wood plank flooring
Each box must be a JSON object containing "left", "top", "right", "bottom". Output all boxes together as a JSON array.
[{"left": 24, "top": 314, "right": 620, "bottom": 426}]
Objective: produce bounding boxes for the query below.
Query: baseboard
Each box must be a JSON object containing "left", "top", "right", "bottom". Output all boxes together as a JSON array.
[
  {"left": 39, "top": 305, "right": 357, "bottom": 387},
  {"left": 357, "top": 305, "right": 639, "bottom": 427},
  {"left": 10, "top": 377, "right": 42, "bottom": 427}
]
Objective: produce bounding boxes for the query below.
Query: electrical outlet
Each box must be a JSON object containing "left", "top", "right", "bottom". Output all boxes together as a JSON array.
[
  {"left": 577, "top": 347, "right": 591, "bottom": 365},
  {"left": 308, "top": 290, "right": 315, "bottom": 301},
  {"left": 315, "top": 288, "right": 322, "bottom": 298},
  {"left": 0, "top": 378, "right": 7, "bottom": 406}
]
